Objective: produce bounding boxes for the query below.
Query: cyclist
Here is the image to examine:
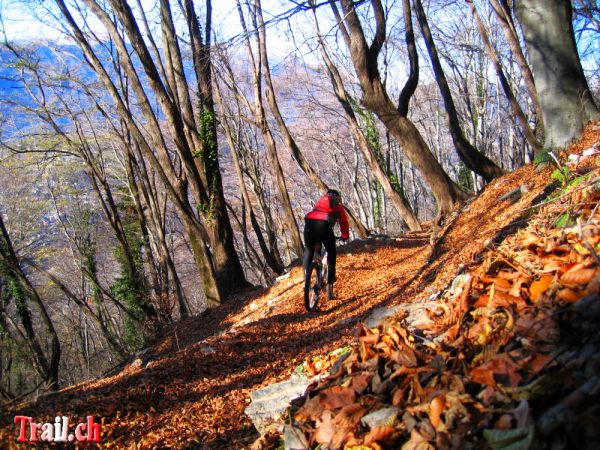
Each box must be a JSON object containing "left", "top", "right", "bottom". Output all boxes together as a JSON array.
[{"left": 303, "top": 189, "right": 349, "bottom": 298}]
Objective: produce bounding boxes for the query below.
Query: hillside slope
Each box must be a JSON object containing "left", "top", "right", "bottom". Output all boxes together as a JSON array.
[{"left": 1, "top": 122, "right": 599, "bottom": 449}]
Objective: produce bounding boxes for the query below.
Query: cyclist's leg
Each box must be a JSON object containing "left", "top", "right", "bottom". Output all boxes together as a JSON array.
[
  {"left": 323, "top": 226, "right": 336, "bottom": 284},
  {"left": 303, "top": 219, "right": 318, "bottom": 276}
]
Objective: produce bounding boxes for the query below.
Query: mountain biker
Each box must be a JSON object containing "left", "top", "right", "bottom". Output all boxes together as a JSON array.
[{"left": 303, "top": 189, "right": 349, "bottom": 298}]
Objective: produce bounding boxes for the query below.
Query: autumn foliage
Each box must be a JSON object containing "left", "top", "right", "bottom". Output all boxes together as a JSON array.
[{"left": 280, "top": 135, "right": 600, "bottom": 449}]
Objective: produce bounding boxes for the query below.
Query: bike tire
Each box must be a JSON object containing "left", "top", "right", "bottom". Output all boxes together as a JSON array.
[{"left": 304, "top": 263, "right": 321, "bottom": 311}]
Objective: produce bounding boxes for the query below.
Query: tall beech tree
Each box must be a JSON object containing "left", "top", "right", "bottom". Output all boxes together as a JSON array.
[
  {"left": 331, "top": 0, "right": 468, "bottom": 219},
  {"left": 412, "top": 0, "right": 506, "bottom": 180},
  {"left": 311, "top": 0, "right": 421, "bottom": 231},
  {"left": 516, "top": 0, "right": 600, "bottom": 149}
]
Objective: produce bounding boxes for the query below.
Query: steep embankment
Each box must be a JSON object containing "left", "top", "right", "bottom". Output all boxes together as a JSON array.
[{"left": 1, "top": 122, "right": 598, "bottom": 449}]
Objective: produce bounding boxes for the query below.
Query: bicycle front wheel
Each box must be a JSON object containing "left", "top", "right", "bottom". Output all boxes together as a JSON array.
[{"left": 304, "top": 263, "right": 321, "bottom": 312}]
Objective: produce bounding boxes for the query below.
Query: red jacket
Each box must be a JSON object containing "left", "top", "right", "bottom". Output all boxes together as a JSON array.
[{"left": 305, "top": 194, "right": 350, "bottom": 239}]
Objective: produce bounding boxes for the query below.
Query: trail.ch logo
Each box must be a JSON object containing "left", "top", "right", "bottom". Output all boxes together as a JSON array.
[{"left": 14, "top": 416, "right": 101, "bottom": 443}]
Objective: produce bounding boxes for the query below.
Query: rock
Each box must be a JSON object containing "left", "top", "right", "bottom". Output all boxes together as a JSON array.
[
  {"left": 283, "top": 424, "right": 309, "bottom": 450},
  {"left": 276, "top": 272, "right": 291, "bottom": 282},
  {"left": 364, "top": 305, "right": 402, "bottom": 328},
  {"left": 199, "top": 345, "right": 215, "bottom": 355},
  {"left": 361, "top": 407, "right": 399, "bottom": 428},
  {"left": 450, "top": 273, "right": 472, "bottom": 292},
  {"left": 245, "top": 374, "right": 312, "bottom": 435},
  {"left": 130, "top": 358, "right": 143, "bottom": 369}
]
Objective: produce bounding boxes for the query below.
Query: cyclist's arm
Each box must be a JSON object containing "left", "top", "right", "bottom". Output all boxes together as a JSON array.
[{"left": 336, "top": 205, "right": 350, "bottom": 239}]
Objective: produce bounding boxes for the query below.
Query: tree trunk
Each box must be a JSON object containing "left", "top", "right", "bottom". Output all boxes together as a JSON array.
[
  {"left": 215, "top": 81, "right": 286, "bottom": 275},
  {"left": 312, "top": 6, "right": 421, "bottom": 231},
  {"left": 0, "top": 216, "right": 61, "bottom": 390},
  {"left": 412, "top": 0, "right": 505, "bottom": 181},
  {"left": 465, "top": 0, "right": 542, "bottom": 154},
  {"left": 516, "top": 0, "right": 600, "bottom": 148},
  {"left": 254, "top": 0, "right": 369, "bottom": 238},
  {"left": 236, "top": 0, "right": 304, "bottom": 256},
  {"left": 335, "top": 0, "right": 468, "bottom": 218},
  {"left": 490, "top": 0, "right": 544, "bottom": 135}
]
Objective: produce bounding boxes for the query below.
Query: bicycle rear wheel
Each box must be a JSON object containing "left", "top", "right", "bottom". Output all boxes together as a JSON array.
[{"left": 304, "top": 263, "right": 321, "bottom": 311}]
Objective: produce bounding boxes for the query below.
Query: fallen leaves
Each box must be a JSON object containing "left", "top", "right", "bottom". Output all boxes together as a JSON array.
[{"left": 285, "top": 144, "right": 600, "bottom": 449}]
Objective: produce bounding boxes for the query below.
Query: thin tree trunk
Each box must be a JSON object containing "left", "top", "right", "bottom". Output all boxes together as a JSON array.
[
  {"left": 215, "top": 81, "right": 285, "bottom": 275},
  {"left": 334, "top": 0, "right": 468, "bottom": 219},
  {"left": 0, "top": 216, "right": 61, "bottom": 390},
  {"left": 465, "top": 0, "right": 542, "bottom": 153},
  {"left": 312, "top": 4, "right": 421, "bottom": 231},
  {"left": 254, "top": 0, "right": 369, "bottom": 238},
  {"left": 412, "top": 0, "right": 505, "bottom": 181},
  {"left": 54, "top": 0, "right": 225, "bottom": 305},
  {"left": 236, "top": 0, "right": 304, "bottom": 256}
]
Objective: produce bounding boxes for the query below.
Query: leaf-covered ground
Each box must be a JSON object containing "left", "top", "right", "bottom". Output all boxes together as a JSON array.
[{"left": 1, "top": 122, "right": 599, "bottom": 449}]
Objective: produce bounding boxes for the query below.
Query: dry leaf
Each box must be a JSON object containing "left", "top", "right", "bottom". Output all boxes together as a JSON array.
[
  {"left": 556, "top": 287, "right": 583, "bottom": 303},
  {"left": 529, "top": 275, "right": 554, "bottom": 302},
  {"left": 471, "top": 354, "right": 522, "bottom": 387},
  {"left": 364, "top": 426, "right": 395, "bottom": 445},
  {"left": 319, "top": 385, "right": 356, "bottom": 410},
  {"left": 401, "top": 428, "right": 435, "bottom": 450},
  {"left": 429, "top": 395, "right": 445, "bottom": 428},
  {"left": 351, "top": 372, "right": 373, "bottom": 394},
  {"left": 560, "top": 267, "right": 598, "bottom": 286}
]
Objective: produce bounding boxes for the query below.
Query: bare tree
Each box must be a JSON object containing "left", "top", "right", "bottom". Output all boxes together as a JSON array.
[
  {"left": 53, "top": 0, "right": 248, "bottom": 305},
  {"left": 463, "top": 0, "right": 542, "bottom": 153},
  {"left": 330, "top": 0, "right": 468, "bottom": 220},
  {"left": 311, "top": 1, "right": 421, "bottom": 231},
  {"left": 412, "top": 0, "right": 506, "bottom": 178},
  {"left": 0, "top": 214, "right": 61, "bottom": 390}
]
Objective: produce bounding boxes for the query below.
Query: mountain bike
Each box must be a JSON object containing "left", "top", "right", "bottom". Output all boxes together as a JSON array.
[{"left": 304, "top": 238, "right": 341, "bottom": 312}]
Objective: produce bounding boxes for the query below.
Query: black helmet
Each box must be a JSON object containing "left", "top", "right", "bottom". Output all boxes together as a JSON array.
[{"left": 327, "top": 189, "right": 341, "bottom": 206}]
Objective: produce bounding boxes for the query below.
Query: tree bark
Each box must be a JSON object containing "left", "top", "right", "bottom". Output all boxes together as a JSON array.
[
  {"left": 412, "top": 0, "right": 505, "bottom": 181},
  {"left": 516, "top": 0, "right": 600, "bottom": 149},
  {"left": 334, "top": 0, "right": 468, "bottom": 218}
]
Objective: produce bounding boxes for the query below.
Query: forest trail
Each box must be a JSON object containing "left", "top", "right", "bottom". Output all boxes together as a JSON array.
[{"left": 1, "top": 123, "right": 599, "bottom": 449}]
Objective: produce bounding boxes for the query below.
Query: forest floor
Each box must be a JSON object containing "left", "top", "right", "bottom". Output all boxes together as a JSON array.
[{"left": 1, "top": 122, "right": 599, "bottom": 449}]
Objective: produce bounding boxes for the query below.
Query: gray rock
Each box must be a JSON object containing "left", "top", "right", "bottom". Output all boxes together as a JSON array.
[
  {"left": 361, "top": 407, "right": 399, "bottom": 428},
  {"left": 245, "top": 374, "right": 312, "bottom": 435},
  {"left": 283, "top": 424, "right": 309, "bottom": 450},
  {"left": 275, "top": 272, "right": 291, "bottom": 282},
  {"left": 199, "top": 344, "right": 215, "bottom": 354},
  {"left": 364, "top": 305, "right": 402, "bottom": 328}
]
